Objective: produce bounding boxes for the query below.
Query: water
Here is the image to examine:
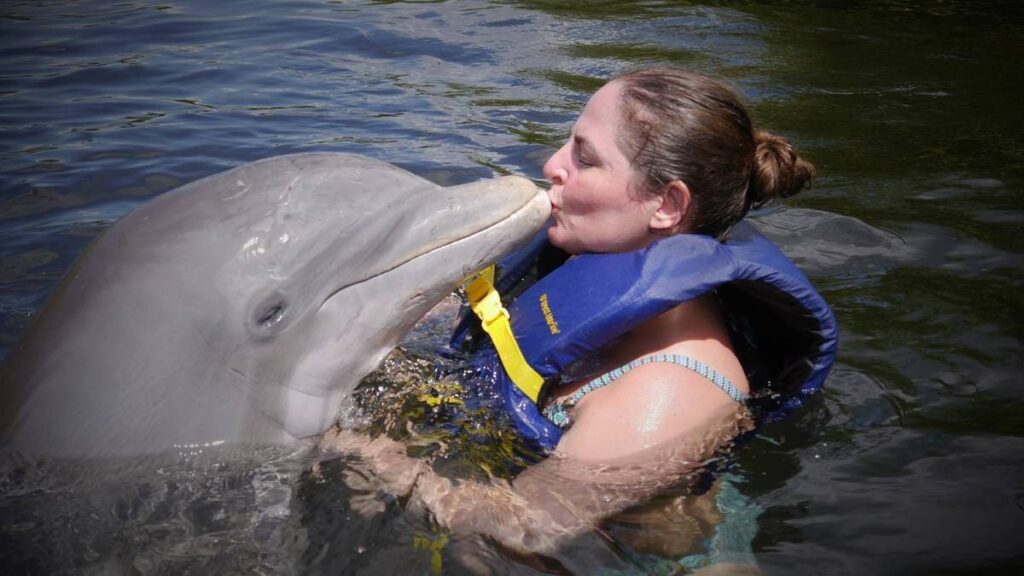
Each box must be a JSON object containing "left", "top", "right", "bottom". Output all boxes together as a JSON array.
[{"left": 1, "top": 0, "right": 1022, "bottom": 574}]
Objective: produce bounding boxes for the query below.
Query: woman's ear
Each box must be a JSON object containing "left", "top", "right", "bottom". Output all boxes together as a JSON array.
[{"left": 649, "top": 180, "right": 691, "bottom": 233}]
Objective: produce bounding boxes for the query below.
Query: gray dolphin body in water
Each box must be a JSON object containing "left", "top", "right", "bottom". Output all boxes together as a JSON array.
[{"left": 0, "top": 153, "right": 550, "bottom": 459}]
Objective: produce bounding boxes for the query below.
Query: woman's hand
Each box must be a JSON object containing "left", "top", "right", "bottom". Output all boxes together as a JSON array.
[{"left": 319, "top": 425, "right": 429, "bottom": 498}]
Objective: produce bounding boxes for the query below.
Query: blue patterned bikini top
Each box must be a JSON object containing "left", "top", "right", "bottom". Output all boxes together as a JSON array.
[{"left": 541, "top": 353, "right": 748, "bottom": 430}]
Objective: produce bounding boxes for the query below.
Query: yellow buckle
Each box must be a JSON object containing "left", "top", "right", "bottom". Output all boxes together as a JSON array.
[
  {"left": 461, "top": 266, "right": 545, "bottom": 403},
  {"left": 470, "top": 286, "right": 507, "bottom": 326}
]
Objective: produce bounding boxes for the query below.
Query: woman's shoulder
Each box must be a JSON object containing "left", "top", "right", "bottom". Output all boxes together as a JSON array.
[
  {"left": 551, "top": 297, "right": 750, "bottom": 461},
  {"left": 554, "top": 358, "right": 747, "bottom": 461}
]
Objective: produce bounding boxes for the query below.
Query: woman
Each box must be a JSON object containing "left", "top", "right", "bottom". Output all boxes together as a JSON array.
[
  {"left": 323, "top": 66, "right": 821, "bottom": 566},
  {"left": 532, "top": 66, "right": 814, "bottom": 461}
]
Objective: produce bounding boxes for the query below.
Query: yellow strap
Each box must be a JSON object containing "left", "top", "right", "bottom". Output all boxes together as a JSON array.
[{"left": 463, "top": 266, "right": 545, "bottom": 403}]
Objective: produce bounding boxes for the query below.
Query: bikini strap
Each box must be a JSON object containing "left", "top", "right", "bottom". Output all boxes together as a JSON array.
[{"left": 542, "top": 353, "right": 747, "bottom": 429}]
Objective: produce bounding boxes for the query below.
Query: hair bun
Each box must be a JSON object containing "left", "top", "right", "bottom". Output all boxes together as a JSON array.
[{"left": 750, "top": 130, "right": 815, "bottom": 205}]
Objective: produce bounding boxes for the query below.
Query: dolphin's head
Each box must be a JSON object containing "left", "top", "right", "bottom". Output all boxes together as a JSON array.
[
  {"left": 1, "top": 153, "right": 548, "bottom": 456},
  {"left": 137, "top": 153, "right": 549, "bottom": 438}
]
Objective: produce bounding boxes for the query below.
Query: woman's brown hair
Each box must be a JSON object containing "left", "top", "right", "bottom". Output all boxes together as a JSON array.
[{"left": 613, "top": 67, "right": 815, "bottom": 238}]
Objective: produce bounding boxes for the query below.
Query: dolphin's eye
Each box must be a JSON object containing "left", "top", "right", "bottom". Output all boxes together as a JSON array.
[
  {"left": 249, "top": 294, "right": 289, "bottom": 338},
  {"left": 256, "top": 303, "right": 285, "bottom": 327}
]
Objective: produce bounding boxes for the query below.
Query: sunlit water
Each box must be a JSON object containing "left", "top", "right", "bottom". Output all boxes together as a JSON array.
[{"left": 1, "top": 1, "right": 1021, "bottom": 574}]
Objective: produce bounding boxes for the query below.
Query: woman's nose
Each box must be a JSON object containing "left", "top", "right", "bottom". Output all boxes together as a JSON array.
[{"left": 543, "top": 143, "right": 569, "bottom": 185}]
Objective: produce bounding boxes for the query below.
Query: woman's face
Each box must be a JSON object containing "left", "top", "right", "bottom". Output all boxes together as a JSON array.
[{"left": 543, "top": 81, "right": 662, "bottom": 255}]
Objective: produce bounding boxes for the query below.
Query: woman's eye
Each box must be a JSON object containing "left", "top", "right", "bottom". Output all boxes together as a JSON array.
[{"left": 575, "top": 148, "right": 594, "bottom": 167}]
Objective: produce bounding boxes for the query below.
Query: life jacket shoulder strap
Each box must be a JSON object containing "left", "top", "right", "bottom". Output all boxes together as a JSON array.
[{"left": 463, "top": 266, "right": 545, "bottom": 402}]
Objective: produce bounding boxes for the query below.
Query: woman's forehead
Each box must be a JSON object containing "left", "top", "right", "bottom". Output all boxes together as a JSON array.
[
  {"left": 574, "top": 84, "right": 624, "bottom": 146},
  {"left": 579, "top": 82, "right": 621, "bottom": 124}
]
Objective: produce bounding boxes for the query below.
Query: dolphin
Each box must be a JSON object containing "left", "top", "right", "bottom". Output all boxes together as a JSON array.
[{"left": 0, "top": 153, "right": 550, "bottom": 459}]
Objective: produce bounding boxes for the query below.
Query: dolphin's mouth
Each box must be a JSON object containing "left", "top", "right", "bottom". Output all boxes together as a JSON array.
[
  {"left": 239, "top": 184, "right": 549, "bottom": 439},
  {"left": 317, "top": 185, "right": 550, "bottom": 310}
]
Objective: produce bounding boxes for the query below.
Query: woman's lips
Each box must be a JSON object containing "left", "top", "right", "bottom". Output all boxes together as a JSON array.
[{"left": 545, "top": 185, "right": 559, "bottom": 209}]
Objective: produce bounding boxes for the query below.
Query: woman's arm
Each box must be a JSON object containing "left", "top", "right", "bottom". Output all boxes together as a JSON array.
[
  {"left": 320, "top": 385, "right": 749, "bottom": 556},
  {"left": 319, "top": 427, "right": 683, "bottom": 555}
]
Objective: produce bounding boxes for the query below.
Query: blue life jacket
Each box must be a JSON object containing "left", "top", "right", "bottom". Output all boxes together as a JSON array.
[{"left": 449, "top": 221, "right": 839, "bottom": 453}]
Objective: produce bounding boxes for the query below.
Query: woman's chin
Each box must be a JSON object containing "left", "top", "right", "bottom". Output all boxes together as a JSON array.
[
  {"left": 545, "top": 226, "right": 562, "bottom": 246},
  {"left": 546, "top": 228, "right": 577, "bottom": 254}
]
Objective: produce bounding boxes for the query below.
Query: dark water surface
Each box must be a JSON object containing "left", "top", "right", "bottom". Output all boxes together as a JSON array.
[{"left": 1, "top": 1, "right": 1022, "bottom": 574}]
